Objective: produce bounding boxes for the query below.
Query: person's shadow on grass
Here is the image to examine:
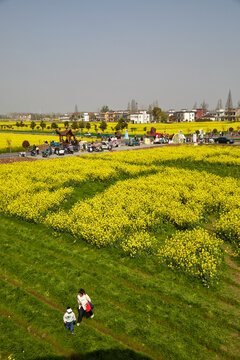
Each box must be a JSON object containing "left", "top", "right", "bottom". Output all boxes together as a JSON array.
[{"left": 35, "top": 348, "right": 153, "bottom": 360}]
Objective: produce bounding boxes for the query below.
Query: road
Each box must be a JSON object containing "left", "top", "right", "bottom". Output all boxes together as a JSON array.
[{"left": 0, "top": 141, "right": 239, "bottom": 163}]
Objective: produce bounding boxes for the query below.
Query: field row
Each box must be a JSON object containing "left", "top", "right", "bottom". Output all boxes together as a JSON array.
[{"left": 1, "top": 120, "right": 240, "bottom": 136}]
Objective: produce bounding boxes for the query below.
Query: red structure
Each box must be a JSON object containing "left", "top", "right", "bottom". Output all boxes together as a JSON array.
[
  {"left": 195, "top": 109, "right": 204, "bottom": 120},
  {"left": 56, "top": 128, "right": 78, "bottom": 143}
]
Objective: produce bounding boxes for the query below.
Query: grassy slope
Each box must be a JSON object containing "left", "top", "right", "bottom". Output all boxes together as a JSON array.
[
  {"left": 1, "top": 152, "right": 240, "bottom": 360},
  {"left": 0, "top": 213, "right": 240, "bottom": 360}
]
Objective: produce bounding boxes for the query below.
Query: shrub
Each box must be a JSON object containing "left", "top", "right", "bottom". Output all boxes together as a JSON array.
[{"left": 22, "top": 140, "right": 30, "bottom": 149}]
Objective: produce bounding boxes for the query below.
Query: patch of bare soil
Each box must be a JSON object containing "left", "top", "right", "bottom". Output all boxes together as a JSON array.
[{"left": 0, "top": 156, "right": 38, "bottom": 164}]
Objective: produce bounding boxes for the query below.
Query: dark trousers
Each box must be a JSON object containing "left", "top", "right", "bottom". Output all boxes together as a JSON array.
[
  {"left": 65, "top": 321, "right": 74, "bottom": 334},
  {"left": 78, "top": 307, "right": 93, "bottom": 323}
]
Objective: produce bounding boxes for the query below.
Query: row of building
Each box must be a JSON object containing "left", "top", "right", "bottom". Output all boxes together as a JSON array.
[
  {"left": 60, "top": 110, "right": 151, "bottom": 124},
  {"left": 11, "top": 107, "right": 240, "bottom": 124},
  {"left": 63, "top": 107, "right": 240, "bottom": 124},
  {"left": 168, "top": 108, "right": 240, "bottom": 123}
]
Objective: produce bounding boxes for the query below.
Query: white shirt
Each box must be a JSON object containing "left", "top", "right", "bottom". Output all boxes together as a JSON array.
[
  {"left": 77, "top": 294, "right": 91, "bottom": 310},
  {"left": 63, "top": 311, "right": 76, "bottom": 323}
]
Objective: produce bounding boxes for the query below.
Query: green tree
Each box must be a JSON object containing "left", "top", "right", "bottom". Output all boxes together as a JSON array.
[
  {"left": 71, "top": 120, "right": 79, "bottom": 130},
  {"left": 94, "top": 124, "right": 98, "bottom": 133},
  {"left": 64, "top": 121, "right": 69, "bottom": 128},
  {"left": 115, "top": 123, "right": 121, "bottom": 131},
  {"left": 99, "top": 120, "right": 107, "bottom": 133},
  {"left": 79, "top": 120, "right": 85, "bottom": 132},
  {"left": 101, "top": 105, "right": 109, "bottom": 113},
  {"left": 40, "top": 120, "right": 46, "bottom": 131},
  {"left": 86, "top": 122, "right": 91, "bottom": 131},
  {"left": 22, "top": 140, "right": 30, "bottom": 149},
  {"left": 152, "top": 107, "right": 168, "bottom": 123},
  {"left": 117, "top": 118, "right": 128, "bottom": 130},
  {"left": 30, "top": 121, "right": 36, "bottom": 130},
  {"left": 51, "top": 122, "right": 58, "bottom": 129}
]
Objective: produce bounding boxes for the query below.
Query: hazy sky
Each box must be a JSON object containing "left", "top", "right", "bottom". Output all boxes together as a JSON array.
[{"left": 0, "top": 0, "right": 240, "bottom": 113}]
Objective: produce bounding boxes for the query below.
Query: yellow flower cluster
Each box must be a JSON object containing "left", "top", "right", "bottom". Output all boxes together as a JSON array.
[
  {"left": 0, "top": 132, "right": 98, "bottom": 152},
  {"left": 0, "top": 156, "right": 152, "bottom": 222},
  {"left": 158, "top": 229, "right": 223, "bottom": 279},
  {"left": 121, "top": 231, "right": 157, "bottom": 257},
  {"left": 46, "top": 166, "right": 239, "bottom": 262},
  {"left": 8, "top": 356, "right": 16, "bottom": 360},
  {"left": 0, "top": 132, "right": 58, "bottom": 152},
  {"left": 1, "top": 145, "right": 240, "bottom": 278},
  {"left": 1, "top": 119, "right": 240, "bottom": 135},
  {"left": 216, "top": 209, "right": 240, "bottom": 256}
]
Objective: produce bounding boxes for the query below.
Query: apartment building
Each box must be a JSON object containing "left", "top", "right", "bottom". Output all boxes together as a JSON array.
[
  {"left": 129, "top": 110, "right": 150, "bottom": 124},
  {"left": 174, "top": 110, "right": 196, "bottom": 122}
]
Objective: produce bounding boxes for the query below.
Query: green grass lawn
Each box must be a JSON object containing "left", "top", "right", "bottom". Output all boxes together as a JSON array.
[
  {"left": 1, "top": 147, "right": 240, "bottom": 360},
  {"left": 0, "top": 213, "right": 239, "bottom": 360}
]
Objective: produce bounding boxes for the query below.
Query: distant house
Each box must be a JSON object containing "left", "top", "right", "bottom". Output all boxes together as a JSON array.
[
  {"left": 224, "top": 108, "right": 236, "bottom": 122},
  {"left": 59, "top": 114, "right": 70, "bottom": 121},
  {"left": 235, "top": 108, "right": 240, "bottom": 120},
  {"left": 129, "top": 110, "right": 150, "bottom": 124},
  {"left": 215, "top": 109, "right": 225, "bottom": 121},
  {"left": 19, "top": 114, "right": 31, "bottom": 121},
  {"left": 95, "top": 112, "right": 106, "bottom": 122},
  {"left": 104, "top": 112, "right": 115, "bottom": 122},
  {"left": 174, "top": 110, "right": 195, "bottom": 122},
  {"left": 82, "top": 112, "right": 89, "bottom": 122},
  {"left": 113, "top": 111, "right": 129, "bottom": 121},
  {"left": 200, "top": 113, "right": 217, "bottom": 121}
]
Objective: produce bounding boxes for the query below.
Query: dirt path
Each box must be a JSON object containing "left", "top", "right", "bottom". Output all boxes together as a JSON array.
[
  {"left": 0, "top": 271, "right": 161, "bottom": 360},
  {"left": 0, "top": 306, "right": 72, "bottom": 358}
]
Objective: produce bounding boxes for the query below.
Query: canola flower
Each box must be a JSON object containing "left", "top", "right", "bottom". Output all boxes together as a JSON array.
[
  {"left": 1, "top": 145, "right": 240, "bottom": 279},
  {"left": 1, "top": 119, "right": 240, "bottom": 136},
  {"left": 215, "top": 209, "right": 240, "bottom": 256},
  {"left": 0, "top": 132, "right": 98, "bottom": 153},
  {"left": 0, "top": 133, "right": 58, "bottom": 153},
  {"left": 46, "top": 165, "right": 239, "bottom": 259},
  {"left": 8, "top": 356, "right": 16, "bottom": 360},
  {"left": 158, "top": 229, "right": 223, "bottom": 279}
]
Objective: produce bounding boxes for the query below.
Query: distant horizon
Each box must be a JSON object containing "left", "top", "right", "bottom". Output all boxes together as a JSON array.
[
  {"left": 0, "top": 0, "right": 240, "bottom": 113},
  {"left": 1, "top": 96, "right": 238, "bottom": 116}
]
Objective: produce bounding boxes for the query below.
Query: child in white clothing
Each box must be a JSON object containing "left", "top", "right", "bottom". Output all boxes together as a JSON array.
[{"left": 63, "top": 307, "right": 76, "bottom": 334}]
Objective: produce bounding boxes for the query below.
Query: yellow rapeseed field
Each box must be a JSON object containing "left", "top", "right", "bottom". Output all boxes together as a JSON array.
[
  {"left": 0, "top": 132, "right": 97, "bottom": 152},
  {"left": 0, "top": 145, "right": 239, "bottom": 280},
  {"left": 0, "top": 133, "right": 59, "bottom": 152},
  {"left": 1, "top": 119, "right": 240, "bottom": 136}
]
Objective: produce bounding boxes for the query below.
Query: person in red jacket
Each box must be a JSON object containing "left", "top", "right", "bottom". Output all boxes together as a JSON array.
[{"left": 77, "top": 288, "right": 94, "bottom": 326}]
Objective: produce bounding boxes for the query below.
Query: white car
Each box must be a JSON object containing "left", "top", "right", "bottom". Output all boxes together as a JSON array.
[{"left": 101, "top": 141, "right": 112, "bottom": 150}]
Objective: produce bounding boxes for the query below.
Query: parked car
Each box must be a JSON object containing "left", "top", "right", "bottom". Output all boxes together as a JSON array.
[
  {"left": 214, "top": 137, "right": 234, "bottom": 144},
  {"left": 154, "top": 137, "right": 168, "bottom": 144},
  {"left": 101, "top": 141, "right": 112, "bottom": 150}
]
